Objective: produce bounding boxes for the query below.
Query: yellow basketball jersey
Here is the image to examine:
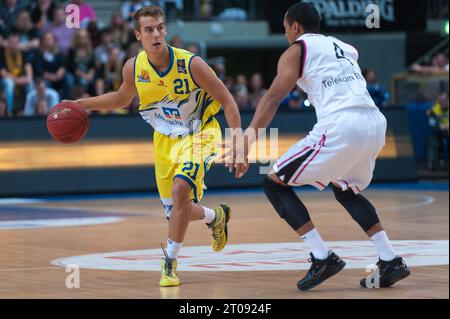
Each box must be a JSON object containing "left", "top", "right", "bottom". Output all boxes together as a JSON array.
[{"left": 135, "top": 45, "right": 222, "bottom": 136}]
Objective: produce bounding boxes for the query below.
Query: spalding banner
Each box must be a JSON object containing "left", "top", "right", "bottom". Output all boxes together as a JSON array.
[
  {"left": 305, "top": 0, "right": 426, "bottom": 31},
  {"left": 266, "top": 0, "right": 427, "bottom": 32}
]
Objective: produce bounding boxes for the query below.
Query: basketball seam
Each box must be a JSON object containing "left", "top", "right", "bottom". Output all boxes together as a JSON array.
[{"left": 48, "top": 119, "right": 86, "bottom": 138}]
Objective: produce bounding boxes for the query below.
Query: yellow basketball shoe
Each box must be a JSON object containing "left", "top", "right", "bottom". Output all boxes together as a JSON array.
[
  {"left": 159, "top": 245, "right": 180, "bottom": 287},
  {"left": 208, "top": 204, "right": 231, "bottom": 252}
]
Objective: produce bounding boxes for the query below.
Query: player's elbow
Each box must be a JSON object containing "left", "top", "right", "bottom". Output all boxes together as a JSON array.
[
  {"left": 116, "top": 92, "right": 134, "bottom": 109},
  {"left": 222, "top": 100, "right": 239, "bottom": 113}
]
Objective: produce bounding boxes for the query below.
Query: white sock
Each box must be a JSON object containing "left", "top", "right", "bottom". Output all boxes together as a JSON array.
[
  {"left": 301, "top": 228, "right": 330, "bottom": 260},
  {"left": 202, "top": 206, "right": 216, "bottom": 224},
  {"left": 371, "top": 231, "right": 397, "bottom": 261},
  {"left": 166, "top": 239, "right": 183, "bottom": 259}
]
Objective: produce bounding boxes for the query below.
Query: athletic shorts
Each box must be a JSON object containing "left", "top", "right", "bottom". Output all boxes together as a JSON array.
[
  {"left": 154, "top": 118, "right": 221, "bottom": 219},
  {"left": 273, "top": 108, "right": 387, "bottom": 194}
]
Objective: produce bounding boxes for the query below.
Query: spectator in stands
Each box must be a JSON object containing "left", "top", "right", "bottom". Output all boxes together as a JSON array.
[
  {"left": 208, "top": 57, "right": 225, "bottom": 81},
  {"left": 217, "top": 0, "right": 248, "bottom": 21},
  {"left": 71, "top": 83, "right": 90, "bottom": 104},
  {"left": 70, "top": 0, "right": 96, "bottom": 28},
  {"left": 429, "top": 91, "right": 449, "bottom": 131},
  {"left": 95, "top": 29, "right": 117, "bottom": 67},
  {"left": 362, "top": 67, "right": 390, "bottom": 108},
  {"left": 0, "top": 32, "right": 33, "bottom": 115},
  {"left": 169, "top": 34, "right": 183, "bottom": 48},
  {"left": 249, "top": 72, "right": 267, "bottom": 109},
  {"left": 67, "top": 29, "right": 95, "bottom": 96},
  {"left": 23, "top": 77, "right": 59, "bottom": 116},
  {"left": 0, "top": 90, "right": 6, "bottom": 117},
  {"left": 163, "top": 0, "right": 183, "bottom": 20},
  {"left": 0, "top": 26, "right": 5, "bottom": 49},
  {"left": 110, "top": 11, "right": 135, "bottom": 50},
  {"left": 224, "top": 76, "right": 234, "bottom": 92},
  {"left": 96, "top": 47, "right": 127, "bottom": 114},
  {"left": 43, "top": 7, "right": 76, "bottom": 54},
  {"left": 234, "top": 85, "right": 252, "bottom": 111},
  {"left": 124, "top": 41, "right": 141, "bottom": 61},
  {"left": 87, "top": 19, "right": 102, "bottom": 48},
  {"left": 411, "top": 53, "right": 449, "bottom": 74},
  {"left": 235, "top": 74, "right": 248, "bottom": 88},
  {"left": 11, "top": 10, "right": 41, "bottom": 54},
  {"left": 0, "top": 0, "right": 25, "bottom": 35},
  {"left": 283, "top": 88, "right": 306, "bottom": 110},
  {"left": 30, "top": 0, "right": 57, "bottom": 30},
  {"left": 427, "top": 91, "right": 449, "bottom": 169},
  {"left": 121, "top": 0, "right": 152, "bottom": 26},
  {"left": 95, "top": 46, "right": 124, "bottom": 96},
  {"left": 199, "top": 0, "right": 213, "bottom": 20},
  {"left": 288, "top": 91, "right": 304, "bottom": 110},
  {"left": 186, "top": 43, "right": 200, "bottom": 56},
  {"left": 33, "top": 31, "right": 72, "bottom": 99}
]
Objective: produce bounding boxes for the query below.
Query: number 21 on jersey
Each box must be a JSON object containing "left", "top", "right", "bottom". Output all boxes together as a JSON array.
[{"left": 174, "top": 79, "right": 191, "bottom": 94}]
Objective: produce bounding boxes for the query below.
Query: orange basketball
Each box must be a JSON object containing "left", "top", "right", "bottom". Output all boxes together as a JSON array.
[{"left": 47, "top": 101, "right": 89, "bottom": 144}]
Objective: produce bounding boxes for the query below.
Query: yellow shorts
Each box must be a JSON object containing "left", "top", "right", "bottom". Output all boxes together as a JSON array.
[{"left": 154, "top": 118, "right": 222, "bottom": 217}]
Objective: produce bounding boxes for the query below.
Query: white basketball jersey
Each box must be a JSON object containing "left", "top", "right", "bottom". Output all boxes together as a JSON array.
[{"left": 295, "top": 33, "right": 377, "bottom": 120}]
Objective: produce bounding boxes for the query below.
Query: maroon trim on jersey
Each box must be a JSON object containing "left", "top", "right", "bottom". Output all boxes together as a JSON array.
[
  {"left": 342, "top": 179, "right": 350, "bottom": 189},
  {"left": 295, "top": 39, "right": 307, "bottom": 79},
  {"left": 315, "top": 181, "right": 326, "bottom": 188},
  {"left": 292, "top": 133, "right": 327, "bottom": 184},
  {"left": 277, "top": 146, "right": 311, "bottom": 168}
]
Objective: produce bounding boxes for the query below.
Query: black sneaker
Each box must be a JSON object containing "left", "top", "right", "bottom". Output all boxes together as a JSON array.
[
  {"left": 360, "top": 256, "right": 410, "bottom": 288},
  {"left": 297, "top": 251, "right": 346, "bottom": 291}
]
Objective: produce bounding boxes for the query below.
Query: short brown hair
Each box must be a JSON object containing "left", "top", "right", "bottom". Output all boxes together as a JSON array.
[{"left": 133, "top": 5, "right": 165, "bottom": 31}]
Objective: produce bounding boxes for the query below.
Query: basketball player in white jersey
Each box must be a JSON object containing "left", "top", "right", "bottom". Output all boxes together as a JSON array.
[{"left": 230, "top": 2, "right": 410, "bottom": 291}]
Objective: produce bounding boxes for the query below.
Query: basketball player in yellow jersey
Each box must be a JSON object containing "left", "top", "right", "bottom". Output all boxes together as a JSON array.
[{"left": 72, "top": 6, "right": 244, "bottom": 287}]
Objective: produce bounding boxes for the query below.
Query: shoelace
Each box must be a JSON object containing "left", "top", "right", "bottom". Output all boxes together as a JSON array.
[
  {"left": 160, "top": 243, "right": 174, "bottom": 276},
  {"left": 211, "top": 211, "right": 222, "bottom": 241}
]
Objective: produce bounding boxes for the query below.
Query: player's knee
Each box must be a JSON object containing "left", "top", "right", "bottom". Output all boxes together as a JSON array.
[
  {"left": 171, "top": 178, "right": 192, "bottom": 202},
  {"left": 263, "top": 176, "right": 288, "bottom": 218},
  {"left": 332, "top": 184, "right": 353, "bottom": 202},
  {"left": 332, "top": 185, "right": 380, "bottom": 232},
  {"left": 262, "top": 176, "right": 311, "bottom": 230},
  {"left": 262, "top": 175, "right": 290, "bottom": 200}
]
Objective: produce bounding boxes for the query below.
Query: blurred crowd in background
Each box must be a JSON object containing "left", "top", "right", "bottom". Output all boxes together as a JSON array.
[{"left": 0, "top": 0, "right": 448, "bottom": 121}]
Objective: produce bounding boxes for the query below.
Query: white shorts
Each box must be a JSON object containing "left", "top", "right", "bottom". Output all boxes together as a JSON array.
[{"left": 273, "top": 108, "right": 387, "bottom": 194}]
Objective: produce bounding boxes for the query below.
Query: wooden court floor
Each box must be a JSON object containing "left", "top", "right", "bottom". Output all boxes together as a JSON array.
[{"left": 0, "top": 188, "right": 448, "bottom": 299}]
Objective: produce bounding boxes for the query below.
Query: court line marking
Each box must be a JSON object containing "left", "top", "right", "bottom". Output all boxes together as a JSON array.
[
  {"left": 0, "top": 217, "right": 127, "bottom": 230},
  {"left": 380, "top": 194, "right": 435, "bottom": 212},
  {"left": 0, "top": 193, "right": 443, "bottom": 271},
  {"left": 8, "top": 181, "right": 447, "bottom": 203},
  {"left": 0, "top": 266, "right": 60, "bottom": 272},
  {"left": 2, "top": 265, "right": 447, "bottom": 273},
  {"left": 50, "top": 240, "right": 449, "bottom": 272},
  {"left": 0, "top": 198, "right": 47, "bottom": 205}
]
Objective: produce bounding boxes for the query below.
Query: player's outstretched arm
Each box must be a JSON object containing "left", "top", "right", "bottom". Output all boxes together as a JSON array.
[
  {"left": 189, "top": 56, "right": 241, "bottom": 130},
  {"left": 190, "top": 56, "right": 244, "bottom": 176},
  {"left": 245, "top": 44, "right": 301, "bottom": 143},
  {"left": 75, "top": 57, "right": 137, "bottom": 111}
]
